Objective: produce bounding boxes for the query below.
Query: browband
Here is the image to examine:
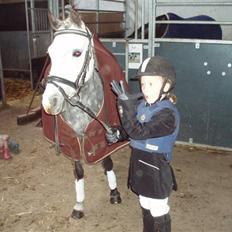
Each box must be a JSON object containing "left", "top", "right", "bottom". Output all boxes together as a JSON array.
[{"left": 54, "top": 29, "right": 91, "bottom": 38}]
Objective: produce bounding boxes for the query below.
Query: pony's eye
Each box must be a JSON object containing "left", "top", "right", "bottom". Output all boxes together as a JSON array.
[{"left": 73, "top": 50, "right": 82, "bottom": 57}]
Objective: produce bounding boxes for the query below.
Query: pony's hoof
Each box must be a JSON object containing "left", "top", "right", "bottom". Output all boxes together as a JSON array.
[
  {"left": 71, "top": 209, "right": 84, "bottom": 219},
  {"left": 110, "top": 188, "right": 122, "bottom": 204}
]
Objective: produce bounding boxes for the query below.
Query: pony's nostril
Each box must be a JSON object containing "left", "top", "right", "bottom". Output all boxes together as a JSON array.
[
  {"left": 45, "top": 108, "right": 51, "bottom": 114},
  {"left": 52, "top": 98, "right": 58, "bottom": 107},
  {"left": 42, "top": 97, "right": 51, "bottom": 113}
]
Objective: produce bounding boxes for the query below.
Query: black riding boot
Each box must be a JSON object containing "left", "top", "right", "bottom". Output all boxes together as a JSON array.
[
  {"left": 153, "top": 214, "right": 171, "bottom": 232},
  {"left": 142, "top": 208, "right": 154, "bottom": 232}
]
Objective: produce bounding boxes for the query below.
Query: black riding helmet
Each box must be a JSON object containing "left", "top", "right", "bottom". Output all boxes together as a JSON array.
[{"left": 134, "top": 56, "right": 176, "bottom": 94}]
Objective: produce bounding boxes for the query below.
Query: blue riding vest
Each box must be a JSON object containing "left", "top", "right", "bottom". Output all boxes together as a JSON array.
[{"left": 130, "top": 100, "right": 180, "bottom": 161}]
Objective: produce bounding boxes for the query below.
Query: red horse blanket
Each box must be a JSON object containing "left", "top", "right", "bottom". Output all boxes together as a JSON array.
[{"left": 42, "top": 35, "right": 128, "bottom": 164}]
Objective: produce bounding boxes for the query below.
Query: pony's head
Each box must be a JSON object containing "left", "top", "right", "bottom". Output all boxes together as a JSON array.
[{"left": 42, "top": 8, "right": 94, "bottom": 115}]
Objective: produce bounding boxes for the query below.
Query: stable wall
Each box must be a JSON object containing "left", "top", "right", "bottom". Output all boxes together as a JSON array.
[{"left": 102, "top": 39, "right": 232, "bottom": 149}]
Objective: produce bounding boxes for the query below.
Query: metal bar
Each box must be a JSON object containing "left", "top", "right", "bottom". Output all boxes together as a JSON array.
[
  {"left": 101, "top": 38, "right": 128, "bottom": 42},
  {"left": 134, "top": 0, "right": 138, "bottom": 39},
  {"left": 141, "top": 0, "right": 145, "bottom": 39},
  {"left": 49, "top": 0, "right": 59, "bottom": 18},
  {"left": 148, "top": 0, "right": 154, "bottom": 57},
  {"left": 125, "top": 0, "right": 128, "bottom": 38},
  {"left": 127, "top": 39, "right": 149, "bottom": 43},
  {"left": 153, "top": 1, "right": 157, "bottom": 55},
  {"left": 125, "top": 39, "right": 129, "bottom": 82},
  {"left": 155, "top": 20, "right": 232, "bottom": 25},
  {"left": 54, "top": 0, "right": 59, "bottom": 18},
  {"left": 153, "top": 37, "right": 232, "bottom": 44},
  {"left": 101, "top": 0, "right": 125, "bottom": 3},
  {"left": 78, "top": 9, "right": 125, "bottom": 13},
  {"left": 48, "top": 0, "right": 55, "bottom": 42},
  {"left": 0, "top": 49, "right": 6, "bottom": 105},
  {"left": 111, "top": 52, "right": 126, "bottom": 56},
  {"left": 157, "top": 2, "right": 232, "bottom": 7},
  {"left": 30, "top": 0, "right": 35, "bottom": 32},
  {"left": 128, "top": 37, "right": 232, "bottom": 44},
  {"left": 25, "top": 0, "right": 33, "bottom": 89},
  {"left": 48, "top": 0, "right": 52, "bottom": 13},
  {"left": 96, "top": 0, "right": 100, "bottom": 34},
  {"left": 30, "top": 2, "right": 37, "bottom": 56},
  {"left": 54, "top": 115, "right": 61, "bottom": 155}
]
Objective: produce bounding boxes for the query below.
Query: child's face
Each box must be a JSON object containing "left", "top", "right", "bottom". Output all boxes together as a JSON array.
[{"left": 141, "top": 75, "right": 165, "bottom": 104}]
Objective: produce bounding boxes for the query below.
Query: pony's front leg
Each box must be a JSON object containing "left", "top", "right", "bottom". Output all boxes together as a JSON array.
[
  {"left": 71, "top": 160, "right": 85, "bottom": 219},
  {"left": 102, "top": 156, "right": 122, "bottom": 204}
]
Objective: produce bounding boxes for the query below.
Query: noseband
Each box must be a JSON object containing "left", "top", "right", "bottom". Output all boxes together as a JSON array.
[{"left": 47, "top": 28, "right": 93, "bottom": 100}]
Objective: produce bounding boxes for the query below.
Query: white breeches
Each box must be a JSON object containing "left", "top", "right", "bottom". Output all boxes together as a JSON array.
[{"left": 139, "top": 195, "right": 170, "bottom": 217}]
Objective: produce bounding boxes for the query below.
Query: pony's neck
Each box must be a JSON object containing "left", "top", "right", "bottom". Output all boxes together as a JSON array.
[{"left": 62, "top": 70, "right": 104, "bottom": 136}]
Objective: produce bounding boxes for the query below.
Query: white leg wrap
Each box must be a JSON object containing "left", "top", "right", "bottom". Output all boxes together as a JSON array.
[
  {"left": 74, "top": 202, "right": 84, "bottom": 211},
  {"left": 106, "top": 170, "right": 117, "bottom": 190},
  {"left": 139, "top": 195, "right": 170, "bottom": 217},
  {"left": 75, "top": 179, "right": 85, "bottom": 203}
]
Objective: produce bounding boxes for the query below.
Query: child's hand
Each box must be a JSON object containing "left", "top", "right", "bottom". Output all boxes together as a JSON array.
[
  {"left": 105, "top": 127, "right": 120, "bottom": 145},
  {"left": 111, "top": 80, "right": 142, "bottom": 100}
]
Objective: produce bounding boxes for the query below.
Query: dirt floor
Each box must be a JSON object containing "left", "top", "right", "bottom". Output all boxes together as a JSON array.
[{"left": 0, "top": 89, "right": 232, "bottom": 232}]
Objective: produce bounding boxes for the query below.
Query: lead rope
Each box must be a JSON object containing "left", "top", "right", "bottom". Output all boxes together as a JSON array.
[
  {"left": 54, "top": 114, "right": 61, "bottom": 155},
  {"left": 75, "top": 28, "right": 93, "bottom": 96},
  {"left": 65, "top": 94, "right": 112, "bottom": 133}
]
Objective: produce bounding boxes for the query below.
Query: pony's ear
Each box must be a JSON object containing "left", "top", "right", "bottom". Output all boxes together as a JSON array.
[
  {"left": 70, "top": 9, "right": 82, "bottom": 27},
  {"left": 68, "top": 0, "right": 78, "bottom": 10},
  {"left": 69, "top": 0, "right": 74, "bottom": 7},
  {"left": 48, "top": 10, "right": 63, "bottom": 31}
]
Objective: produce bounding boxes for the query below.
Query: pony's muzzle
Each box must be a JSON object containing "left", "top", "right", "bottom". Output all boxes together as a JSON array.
[{"left": 42, "top": 95, "right": 61, "bottom": 115}]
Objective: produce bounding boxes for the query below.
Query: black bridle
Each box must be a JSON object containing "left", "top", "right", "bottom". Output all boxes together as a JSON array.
[
  {"left": 47, "top": 28, "right": 93, "bottom": 98},
  {"left": 46, "top": 27, "right": 111, "bottom": 134}
]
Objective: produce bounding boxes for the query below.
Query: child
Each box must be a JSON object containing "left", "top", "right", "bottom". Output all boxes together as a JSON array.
[{"left": 106, "top": 56, "right": 180, "bottom": 232}]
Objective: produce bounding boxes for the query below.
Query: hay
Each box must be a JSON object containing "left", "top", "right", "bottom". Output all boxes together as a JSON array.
[{"left": 4, "top": 78, "right": 33, "bottom": 101}]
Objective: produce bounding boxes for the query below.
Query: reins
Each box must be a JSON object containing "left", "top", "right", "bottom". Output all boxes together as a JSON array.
[{"left": 51, "top": 80, "right": 112, "bottom": 133}]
